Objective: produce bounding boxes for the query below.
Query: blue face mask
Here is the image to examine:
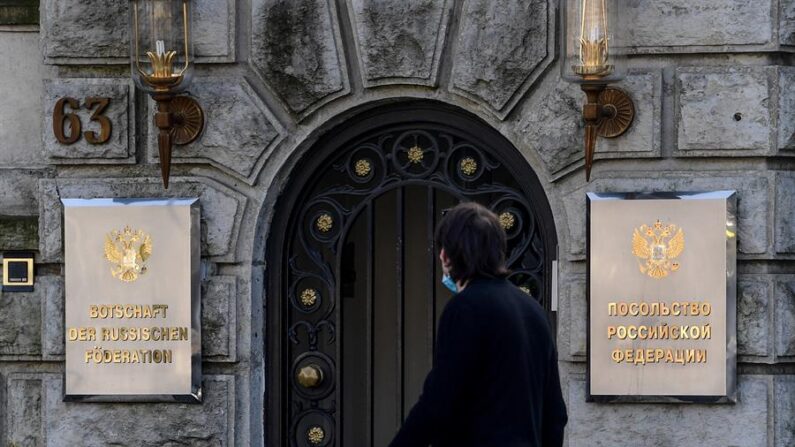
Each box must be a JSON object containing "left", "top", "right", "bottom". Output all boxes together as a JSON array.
[{"left": 442, "top": 274, "right": 458, "bottom": 293}]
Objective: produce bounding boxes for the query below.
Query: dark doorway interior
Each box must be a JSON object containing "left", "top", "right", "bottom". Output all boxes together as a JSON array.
[
  {"left": 340, "top": 186, "right": 458, "bottom": 446},
  {"left": 266, "top": 102, "right": 557, "bottom": 447}
]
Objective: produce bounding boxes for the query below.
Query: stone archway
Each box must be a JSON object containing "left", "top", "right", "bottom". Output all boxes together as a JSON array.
[{"left": 264, "top": 101, "right": 556, "bottom": 447}]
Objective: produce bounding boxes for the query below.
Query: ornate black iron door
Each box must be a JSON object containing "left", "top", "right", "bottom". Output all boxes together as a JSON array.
[{"left": 267, "top": 103, "right": 556, "bottom": 447}]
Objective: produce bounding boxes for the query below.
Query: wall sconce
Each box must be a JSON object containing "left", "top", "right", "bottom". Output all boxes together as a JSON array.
[
  {"left": 130, "top": 0, "right": 204, "bottom": 189},
  {"left": 561, "top": 0, "right": 635, "bottom": 181}
]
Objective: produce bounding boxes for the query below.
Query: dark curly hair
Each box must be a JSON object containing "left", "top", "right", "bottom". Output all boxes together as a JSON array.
[{"left": 435, "top": 202, "right": 509, "bottom": 283}]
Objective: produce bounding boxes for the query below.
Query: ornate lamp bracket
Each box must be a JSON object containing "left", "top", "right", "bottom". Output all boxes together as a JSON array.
[
  {"left": 152, "top": 94, "right": 204, "bottom": 189},
  {"left": 580, "top": 84, "right": 635, "bottom": 181},
  {"left": 130, "top": 0, "right": 203, "bottom": 189}
]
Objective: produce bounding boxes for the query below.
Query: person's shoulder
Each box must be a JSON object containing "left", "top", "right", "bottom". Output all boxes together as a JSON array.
[
  {"left": 441, "top": 281, "right": 494, "bottom": 316},
  {"left": 465, "top": 279, "right": 549, "bottom": 320},
  {"left": 443, "top": 289, "right": 477, "bottom": 313},
  {"left": 456, "top": 278, "right": 515, "bottom": 309},
  {"left": 453, "top": 278, "right": 494, "bottom": 303}
]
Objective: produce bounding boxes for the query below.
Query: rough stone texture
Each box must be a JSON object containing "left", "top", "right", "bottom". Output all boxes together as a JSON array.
[
  {"left": 41, "top": 0, "right": 128, "bottom": 62},
  {"left": 775, "top": 278, "right": 795, "bottom": 358},
  {"left": 451, "top": 0, "right": 552, "bottom": 116},
  {"left": 0, "top": 284, "right": 41, "bottom": 357},
  {"left": 626, "top": 0, "right": 774, "bottom": 52},
  {"left": 775, "top": 173, "right": 795, "bottom": 254},
  {"left": 517, "top": 70, "right": 661, "bottom": 175},
  {"left": 598, "top": 72, "right": 662, "bottom": 156},
  {"left": 0, "top": 217, "right": 38, "bottom": 251},
  {"left": 778, "top": 68, "right": 795, "bottom": 150},
  {"left": 43, "top": 79, "right": 134, "bottom": 163},
  {"left": 0, "top": 277, "right": 60, "bottom": 360},
  {"left": 775, "top": 376, "right": 795, "bottom": 447},
  {"left": 193, "top": 0, "right": 236, "bottom": 62},
  {"left": 150, "top": 79, "right": 283, "bottom": 181},
  {"left": 563, "top": 174, "right": 770, "bottom": 258},
  {"left": 6, "top": 376, "right": 42, "bottom": 447},
  {"left": 41, "top": 0, "right": 235, "bottom": 63},
  {"left": 0, "top": 32, "right": 46, "bottom": 167},
  {"left": 202, "top": 276, "right": 237, "bottom": 362},
  {"left": 781, "top": 0, "right": 795, "bottom": 46},
  {"left": 41, "top": 277, "right": 65, "bottom": 360},
  {"left": 350, "top": 0, "right": 452, "bottom": 86},
  {"left": 562, "top": 276, "right": 586, "bottom": 358},
  {"left": 251, "top": 0, "right": 349, "bottom": 115},
  {"left": 737, "top": 278, "right": 770, "bottom": 358},
  {"left": 37, "top": 180, "right": 60, "bottom": 263},
  {"left": 516, "top": 79, "right": 581, "bottom": 173},
  {"left": 566, "top": 375, "right": 769, "bottom": 446},
  {"left": 676, "top": 67, "right": 773, "bottom": 154},
  {"left": 32, "top": 374, "right": 234, "bottom": 446},
  {"left": 38, "top": 178, "right": 246, "bottom": 263},
  {"left": 0, "top": 170, "right": 41, "bottom": 217}
]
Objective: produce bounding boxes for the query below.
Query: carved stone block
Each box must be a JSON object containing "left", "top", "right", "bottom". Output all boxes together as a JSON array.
[
  {"left": 676, "top": 67, "right": 773, "bottom": 154},
  {"left": 451, "top": 0, "right": 553, "bottom": 117},
  {"left": 149, "top": 79, "right": 283, "bottom": 181},
  {"left": 350, "top": 0, "right": 452, "bottom": 86},
  {"left": 202, "top": 276, "right": 237, "bottom": 362},
  {"left": 43, "top": 79, "right": 135, "bottom": 164},
  {"left": 7, "top": 374, "right": 235, "bottom": 445},
  {"left": 41, "top": 0, "right": 236, "bottom": 64},
  {"left": 251, "top": 0, "right": 349, "bottom": 115},
  {"left": 567, "top": 375, "right": 768, "bottom": 445},
  {"left": 627, "top": 0, "right": 774, "bottom": 52}
]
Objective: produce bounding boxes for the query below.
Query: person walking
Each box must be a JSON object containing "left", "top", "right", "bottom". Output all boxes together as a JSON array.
[{"left": 389, "top": 202, "right": 567, "bottom": 447}]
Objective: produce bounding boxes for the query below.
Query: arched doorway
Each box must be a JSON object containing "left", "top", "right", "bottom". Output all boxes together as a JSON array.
[{"left": 266, "top": 101, "right": 557, "bottom": 447}]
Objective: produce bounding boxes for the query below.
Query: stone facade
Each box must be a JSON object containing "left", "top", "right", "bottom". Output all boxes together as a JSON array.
[{"left": 0, "top": 1, "right": 793, "bottom": 446}]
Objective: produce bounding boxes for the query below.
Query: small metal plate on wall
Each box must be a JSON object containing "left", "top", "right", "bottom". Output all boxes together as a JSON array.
[
  {"left": 2, "top": 251, "right": 34, "bottom": 292},
  {"left": 587, "top": 191, "right": 737, "bottom": 403},
  {"left": 62, "top": 198, "right": 202, "bottom": 403}
]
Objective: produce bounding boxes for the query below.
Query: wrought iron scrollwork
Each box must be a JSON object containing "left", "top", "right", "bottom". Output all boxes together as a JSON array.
[{"left": 283, "top": 125, "right": 549, "bottom": 446}]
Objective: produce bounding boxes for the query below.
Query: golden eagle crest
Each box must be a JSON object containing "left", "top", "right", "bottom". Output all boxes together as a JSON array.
[
  {"left": 103, "top": 226, "right": 152, "bottom": 282},
  {"left": 632, "top": 219, "right": 684, "bottom": 279}
]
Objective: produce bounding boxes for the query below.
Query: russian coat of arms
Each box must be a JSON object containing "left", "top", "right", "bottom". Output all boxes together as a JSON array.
[
  {"left": 631, "top": 219, "right": 685, "bottom": 279},
  {"left": 104, "top": 226, "right": 153, "bottom": 282}
]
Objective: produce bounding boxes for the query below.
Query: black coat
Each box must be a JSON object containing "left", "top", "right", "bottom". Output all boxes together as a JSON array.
[{"left": 389, "top": 277, "right": 567, "bottom": 447}]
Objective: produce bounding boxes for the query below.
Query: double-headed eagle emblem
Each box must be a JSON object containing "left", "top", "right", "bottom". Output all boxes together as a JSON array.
[
  {"left": 632, "top": 219, "right": 684, "bottom": 279},
  {"left": 104, "top": 226, "right": 153, "bottom": 282}
]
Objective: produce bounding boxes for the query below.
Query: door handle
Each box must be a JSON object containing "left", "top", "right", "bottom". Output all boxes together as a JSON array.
[{"left": 297, "top": 364, "right": 324, "bottom": 388}]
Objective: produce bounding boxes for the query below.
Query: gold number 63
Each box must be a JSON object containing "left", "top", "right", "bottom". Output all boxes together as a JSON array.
[{"left": 53, "top": 96, "right": 112, "bottom": 145}]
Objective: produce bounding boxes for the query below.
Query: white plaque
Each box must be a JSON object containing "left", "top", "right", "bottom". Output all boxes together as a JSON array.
[
  {"left": 587, "top": 192, "right": 736, "bottom": 403},
  {"left": 63, "top": 198, "right": 201, "bottom": 402}
]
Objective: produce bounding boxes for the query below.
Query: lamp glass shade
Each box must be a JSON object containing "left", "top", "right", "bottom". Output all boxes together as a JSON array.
[
  {"left": 561, "top": 0, "right": 627, "bottom": 85},
  {"left": 130, "top": 0, "right": 194, "bottom": 94}
]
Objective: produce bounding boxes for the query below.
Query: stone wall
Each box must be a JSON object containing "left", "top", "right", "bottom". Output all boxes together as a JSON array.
[{"left": 0, "top": 0, "right": 793, "bottom": 446}]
